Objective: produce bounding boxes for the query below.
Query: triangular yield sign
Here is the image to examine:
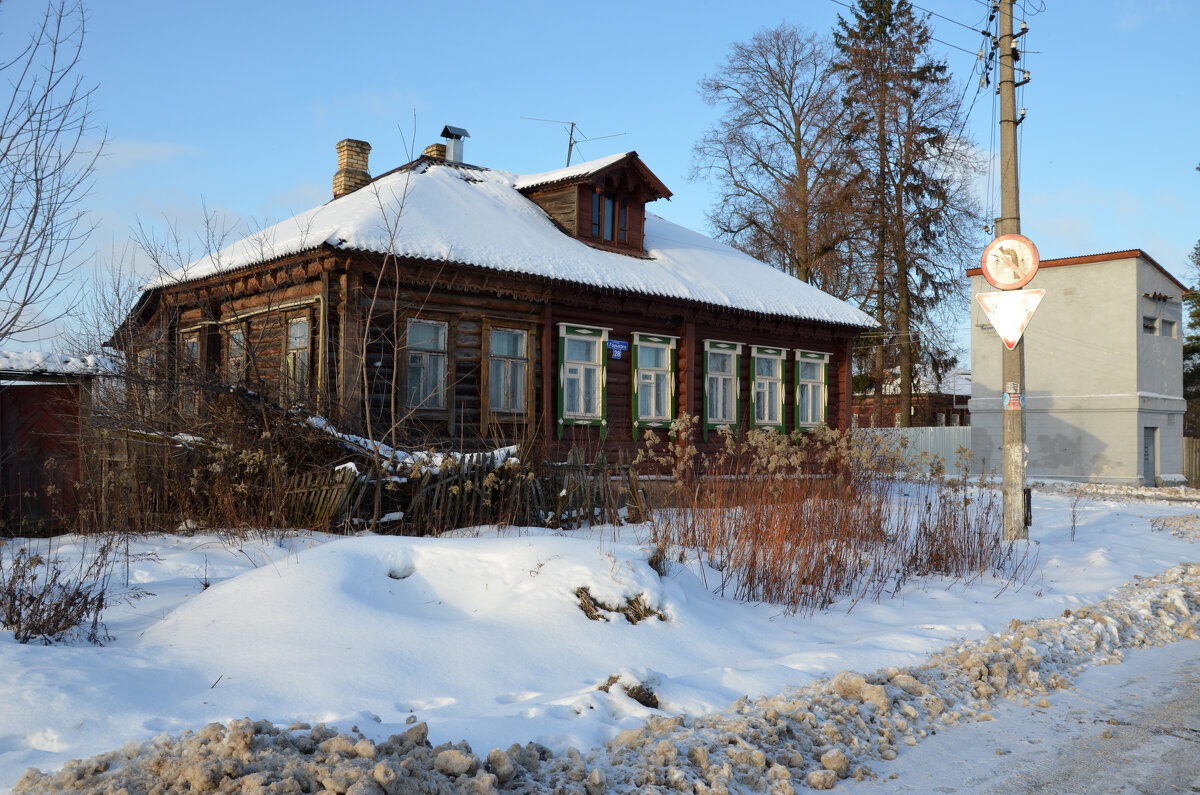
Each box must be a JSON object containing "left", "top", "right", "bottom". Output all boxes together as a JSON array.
[{"left": 976, "top": 289, "right": 1045, "bottom": 350}]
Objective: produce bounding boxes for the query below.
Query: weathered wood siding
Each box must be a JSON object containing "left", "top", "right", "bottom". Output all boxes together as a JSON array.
[{"left": 133, "top": 247, "right": 862, "bottom": 462}]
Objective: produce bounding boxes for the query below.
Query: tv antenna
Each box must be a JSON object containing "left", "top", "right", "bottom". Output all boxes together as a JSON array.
[{"left": 521, "top": 117, "right": 625, "bottom": 166}]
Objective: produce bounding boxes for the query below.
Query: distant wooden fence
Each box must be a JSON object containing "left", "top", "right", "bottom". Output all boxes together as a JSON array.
[
  {"left": 855, "top": 426, "right": 973, "bottom": 469},
  {"left": 1185, "top": 438, "right": 1200, "bottom": 488}
]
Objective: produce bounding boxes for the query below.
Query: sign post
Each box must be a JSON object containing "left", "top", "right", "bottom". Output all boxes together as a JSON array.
[{"left": 979, "top": 234, "right": 1040, "bottom": 540}]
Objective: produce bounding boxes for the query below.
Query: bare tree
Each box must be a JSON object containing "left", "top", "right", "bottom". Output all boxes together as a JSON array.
[
  {"left": 0, "top": 0, "right": 101, "bottom": 344},
  {"left": 692, "top": 24, "right": 863, "bottom": 297}
]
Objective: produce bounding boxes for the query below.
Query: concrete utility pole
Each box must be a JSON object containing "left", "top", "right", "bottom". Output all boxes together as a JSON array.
[{"left": 997, "top": 0, "right": 1028, "bottom": 540}]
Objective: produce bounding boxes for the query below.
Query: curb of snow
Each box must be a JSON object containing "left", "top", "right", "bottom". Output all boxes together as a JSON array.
[{"left": 15, "top": 563, "right": 1200, "bottom": 794}]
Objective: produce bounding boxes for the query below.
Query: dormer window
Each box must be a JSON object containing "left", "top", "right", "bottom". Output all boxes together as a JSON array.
[
  {"left": 591, "top": 191, "right": 629, "bottom": 243},
  {"left": 516, "top": 152, "right": 672, "bottom": 256}
]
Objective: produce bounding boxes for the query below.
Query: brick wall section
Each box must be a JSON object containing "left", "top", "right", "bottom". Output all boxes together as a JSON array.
[{"left": 333, "top": 139, "right": 372, "bottom": 198}]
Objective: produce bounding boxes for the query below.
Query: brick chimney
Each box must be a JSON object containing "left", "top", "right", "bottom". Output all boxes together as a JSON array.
[
  {"left": 423, "top": 142, "right": 447, "bottom": 159},
  {"left": 333, "top": 139, "right": 371, "bottom": 198}
]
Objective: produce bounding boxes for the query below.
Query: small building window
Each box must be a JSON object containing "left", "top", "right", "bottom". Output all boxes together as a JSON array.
[
  {"left": 406, "top": 319, "right": 447, "bottom": 410},
  {"left": 488, "top": 328, "right": 527, "bottom": 414},
  {"left": 1143, "top": 316, "right": 1157, "bottom": 334},
  {"left": 753, "top": 345, "right": 782, "bottom": 427},
  {"left": 564, "top": 337, "right": 602, "bottom": 418},
  {"left": 183, "top": 334, "right": 200, "bottom": 368},
  {"left": 795, "top": 350, "right": 829, "bottom": 429},
  {"left": 752, "top": 346, "right": 784, "bottom": 428},
  {"left": 591, "top": 191, "right": 627, "bottom": 243},
  {"left": 633, "top": 333, "right": 676, "bottom": 429},
  {"left": 283, "top": 316, "right": 310, "bottom": 405},
  {"left": 227, "top": 326, "right": 246, "bottom": 384},
  {"left": 557, "top": 324, "right": 609, "bottom": 438},
  {"left": 1160, "top": 319, "right": 1176, "bottom": 338},
  {"left": 704, "top": 341, "right": 741, "bottom": 435}
]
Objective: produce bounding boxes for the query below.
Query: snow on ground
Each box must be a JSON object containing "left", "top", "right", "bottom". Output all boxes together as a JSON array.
[{"left": 1, "top": 486, "right": 1199, "bottom": 792}]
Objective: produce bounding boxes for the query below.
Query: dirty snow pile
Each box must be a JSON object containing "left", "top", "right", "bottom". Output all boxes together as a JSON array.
[
  {"left": 3, "top": 487, "right": 1200, "bottom": 793},
  {"left": 14, "top": 562, "right": 1200, "bottom": 794}
]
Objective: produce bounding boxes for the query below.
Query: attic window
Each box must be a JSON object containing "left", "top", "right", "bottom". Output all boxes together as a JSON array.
[{"left": 591, "top": 191, "right": 628, "bottom": 243}]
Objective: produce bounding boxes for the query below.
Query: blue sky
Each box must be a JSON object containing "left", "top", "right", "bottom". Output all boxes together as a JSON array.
[{"left": 6, "top": 0, "right": 1197, "bottom": 350}]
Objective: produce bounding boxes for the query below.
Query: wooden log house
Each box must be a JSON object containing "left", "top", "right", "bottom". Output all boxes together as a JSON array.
[{"left": 117, "top": 134, "right": 874, "bottom": 459}]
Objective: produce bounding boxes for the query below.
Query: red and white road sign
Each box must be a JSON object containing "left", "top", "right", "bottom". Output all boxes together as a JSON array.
[
  {"left": 977, "top": 289, "right": 1045, "bottom": 350},
  {"left": 981, "top": 234, "right": 1040, "bottom": 290}
]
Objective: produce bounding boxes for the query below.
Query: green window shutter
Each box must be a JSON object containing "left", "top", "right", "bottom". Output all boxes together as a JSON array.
[
  {"left": 599, "top": 338, "right": 608, "bottom": 442},
  {"left": 630, "top": 337, "right": 639, "bottom": 437},
  {"left": 556, "top": 331, "right": 566, "bottom": 439},
  {"left": 823, "top": 362, "right": 829, "bottom": 427}
]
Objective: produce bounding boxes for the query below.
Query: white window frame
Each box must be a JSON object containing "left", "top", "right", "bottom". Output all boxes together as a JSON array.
[
  {"left": 560, "top": 326, "right": 606, "bottom": 421},
  {"left": 487, "top": 326, "right": 528, "bottom": 415},
  {"left": 704, "top": 340, "right": 741, "bottom": 433},
  {"left": 633, "top": 332, "right": 677, "bottom": 429},
  {"left": 751, "top": 346, "right": 785, "bottom": 428},
  {"left": 405, "top": 318, "right": 448, "bottom": 410},
  {"left": 794, "top": 350, "right": 830, "bottom": 429}
]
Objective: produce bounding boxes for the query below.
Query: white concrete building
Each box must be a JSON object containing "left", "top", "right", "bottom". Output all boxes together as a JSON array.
[{"left": 969, "top": 249, "right": 1186, "bottom": 485}]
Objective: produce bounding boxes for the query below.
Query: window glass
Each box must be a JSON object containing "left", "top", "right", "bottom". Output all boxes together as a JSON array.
[
  {"left": 796, "top": 356, "right": 825, "bottom": 426},
  {"left": 706, "top": 350, "right": 736, "bottom": 424},
  {"left": 283, "top": 317, "right": 309, "bottom": 404},
  {"left": 636, "top": 341, "right": 671, "bottom": 422},
  {"left": 409, "top": 321, "right": 445, "bottom": 350},
  {"left": 228, "top": 327, "right": 246, "bottom": 382},
  {"left": 753, "top": 351, "right": 782, "bottom": 425},
  {"left": 563, "top": 333, "right": 602, "bottom": 419},
  {"left": 566, "top": 337, "right": 597, "bottom": 363},
  {"left": 406, "top": 319, "right": 447, "bottom": 409},
  {"left": 488, "top": 328, "right": 527, "bottom": 414},
  {"left": 591, "top": 192, "right": 601, "bottom": 237},
  {"left": 603, "top": 194, "right": 615, "bottom": 241},
  {"left": 184, "top": 336, "right": 200, "bottom": 364}
]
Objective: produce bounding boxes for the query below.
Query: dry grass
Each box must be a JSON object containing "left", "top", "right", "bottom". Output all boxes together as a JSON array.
[
  {"left": 0, "top": 535, "right": 131, "bottom": 644},
  {"left": 644, "top": 421, "right": 1034, "bottom": 616}
]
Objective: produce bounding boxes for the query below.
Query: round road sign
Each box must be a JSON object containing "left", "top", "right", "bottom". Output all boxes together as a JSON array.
[{"left": 980, "top": 234, "right": 1040, "bottom": 290}]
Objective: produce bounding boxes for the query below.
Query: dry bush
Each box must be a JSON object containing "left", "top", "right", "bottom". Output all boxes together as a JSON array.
[
  {"left": 0, "top": 535, "right": 123, "bottom": 644},
  {"left": 645, "top": 419, "right": 1032, "bottom": 615},
  {"left": 82, "top": 386, "right": 362, "bottom": 536}
]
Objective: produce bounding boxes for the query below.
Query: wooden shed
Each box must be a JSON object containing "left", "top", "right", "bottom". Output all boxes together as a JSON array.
[
  {"left": 116, "top": 140, "right": 874, "bottom": 460},
  {"left": 0, "top": 353, "right": 106, "bottom": 534}
]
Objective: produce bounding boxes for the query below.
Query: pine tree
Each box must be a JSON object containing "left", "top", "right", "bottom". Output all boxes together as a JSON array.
[
  {"left": 833, "top": 0, "right": 982, "bottom": 425},
  {"left": 1183, "top": 239, "right": 1200, "bottom": 436}
]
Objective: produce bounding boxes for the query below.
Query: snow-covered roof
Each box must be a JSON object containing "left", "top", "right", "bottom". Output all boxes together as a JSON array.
[
  {"left": 0, "top": 350, "right": 114, "bottom": 376},
  {"left": 146, "top": 155, "right": 875, "bottom": 329},
  {"left": 512, "top": 152, "right": 632, "bottom": 192}
]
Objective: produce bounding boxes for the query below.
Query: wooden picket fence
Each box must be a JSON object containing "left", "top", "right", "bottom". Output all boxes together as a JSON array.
[
  {"left": 283, "top": 466, "right": 365, "bottom": 527},
  {"left": 1184, "top": 438, "right": 1200, "bottom": 489}
]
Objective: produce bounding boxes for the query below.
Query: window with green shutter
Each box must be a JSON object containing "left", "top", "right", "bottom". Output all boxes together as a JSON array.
[
  {"left": 632, "top": 333, "right": 677, "bottom": 433},
  {"left": 557, "top": 324, "right": 609, "bottom": 439},
  {"left": 795, "top": 350, "right": 830, "bottom": 430},
  {"left": 703, "top": 340, "right": 741, "bottom": 441},
  {"left": 750, "top": 346, "right": 785, "bottom": 430}
]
